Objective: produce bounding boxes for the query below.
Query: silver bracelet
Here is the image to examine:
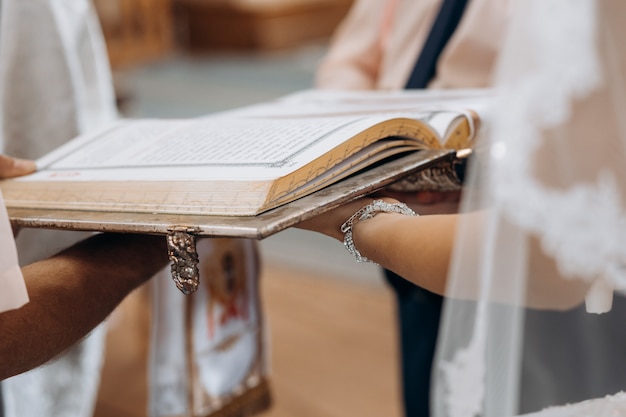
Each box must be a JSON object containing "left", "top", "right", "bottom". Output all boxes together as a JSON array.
[{"left": 340, "top": 199, "right": 417, "bottom": 263}]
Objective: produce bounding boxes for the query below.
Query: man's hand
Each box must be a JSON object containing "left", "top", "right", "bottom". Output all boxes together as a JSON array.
[{"left": 0, "top": 154, "right": 36, "bottom": 178}]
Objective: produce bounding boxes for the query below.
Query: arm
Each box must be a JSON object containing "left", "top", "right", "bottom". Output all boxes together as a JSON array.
[
  {"left": 0, "top": 154, "right": 168, "bottom": 379},
  {"left": 297, "top": 198, "right": 456, "bottom": 295},
  {"left": 296, "top": 198, "right": 589, "bottom": 310},
  {"left": 0, "top": 232, "right": 168, "bottom": 380},
  {"left": 351, "top": 209, "right": 457, "bottom": 295}
]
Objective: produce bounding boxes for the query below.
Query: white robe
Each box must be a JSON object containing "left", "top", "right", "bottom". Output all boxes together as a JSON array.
[{"left": 0, "top": 1, "right": 116, "bottom": 416}]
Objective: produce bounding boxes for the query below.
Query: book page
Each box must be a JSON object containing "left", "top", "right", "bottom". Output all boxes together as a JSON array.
[
  {"left": 228, "top": 88, "right": 491, "bottom": 119},
  {"left": 27, "top": 112, "right": 433, "bottom": 183},
  {"left": 225, "top": 89, "right": 491, "bottom": 144}
]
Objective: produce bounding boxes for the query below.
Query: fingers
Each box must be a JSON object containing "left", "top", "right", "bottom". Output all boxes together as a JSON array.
[
  {"left": 375, "top": 190, "right": 461, "bottom": 204},
  {"left": 413, "top": 190, "right": 461, "bottom": 204},
  {"left": 296, "top": 198, "right": 376, "bottom": 240},
  {"left": 0, "top": 155, "right": 37, "bottom": 178},
  {"left": 373, "top": 190, "right": 461, "bottom": 215}
]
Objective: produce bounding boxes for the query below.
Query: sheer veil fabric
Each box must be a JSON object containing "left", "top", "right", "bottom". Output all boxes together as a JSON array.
[{"left": 433, "top": 1, "right": 626, "bottom": 416}]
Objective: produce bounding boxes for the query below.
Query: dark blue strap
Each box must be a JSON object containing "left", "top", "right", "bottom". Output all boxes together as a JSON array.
[{"left": 405, "top": 0, "right": 470, "bottom": 89}]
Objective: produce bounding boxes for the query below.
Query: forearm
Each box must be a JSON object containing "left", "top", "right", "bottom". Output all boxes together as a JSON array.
[
  {"left": 352, "top": 213, "right": 589, "bottom": 308},
  {"left": 297, "top": 198, "right": 457, "bottom": 294},
  {"left": 0, "top": 233, "right": 168, "bottom": 380},
  {"left": 352, "top": 213, "right": 457, "bottom": 294},
  {"left": 296, "top": 198, "right": 590, "bottom": 309},
  {"left": 351, "top": 210, "right": 589, "bottom": 309}
]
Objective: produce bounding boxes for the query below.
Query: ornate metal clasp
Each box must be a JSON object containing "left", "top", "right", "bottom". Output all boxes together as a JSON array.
[{"left": 166, "top": 226, "right": 202, "bottom": 294}]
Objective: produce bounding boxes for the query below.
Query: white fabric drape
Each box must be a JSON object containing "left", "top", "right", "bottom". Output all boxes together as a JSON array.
[
  {"left": 149, "top": 238, "right": 269, "bottom": 417},
  {"left": 433, "top": 1, "right": 626, "bottom": 416},
  {"left": 0, "top": 1, "right": 116, "bottom": 416}
]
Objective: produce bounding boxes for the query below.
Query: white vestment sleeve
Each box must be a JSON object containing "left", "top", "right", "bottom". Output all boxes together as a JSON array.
[{"left": 0, "top": 192, "right": 27, "bottom": 313}]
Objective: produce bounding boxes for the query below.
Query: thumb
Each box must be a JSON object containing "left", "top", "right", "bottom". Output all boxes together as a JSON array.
[{"left": 0, "top": 154, "right": 37, "bottom": 178}]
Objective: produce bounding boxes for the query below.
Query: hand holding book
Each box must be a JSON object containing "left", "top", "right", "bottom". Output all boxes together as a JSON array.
[
  {"left": 0, "top": 154, "right": 36, "bottom": 179},
  {"left": 0, "top": 89, "right": 489, "bottom": 223},
  {"left": 293, "top": 195, "right": 456, "bottom": 296}
]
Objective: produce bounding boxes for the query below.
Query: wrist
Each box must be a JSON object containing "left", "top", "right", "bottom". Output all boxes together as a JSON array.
[
  {"left": 340, "top": 199, "right": 417, "bottom": 263},
  {"left": 61, "top": 233, "right": 168, "bottom": 289}
]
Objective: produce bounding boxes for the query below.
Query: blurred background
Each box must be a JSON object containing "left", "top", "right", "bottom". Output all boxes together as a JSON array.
[{"left": 89, "top": 1, "right": 401, "bottom": 416}]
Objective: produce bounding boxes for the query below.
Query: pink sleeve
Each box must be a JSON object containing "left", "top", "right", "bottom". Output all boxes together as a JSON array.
[
  {"left": 314, "top": 0, "right": 389, "bottom": 90},
  {"left": 0, "top": 192, "right": 28, "bottom": 313}
]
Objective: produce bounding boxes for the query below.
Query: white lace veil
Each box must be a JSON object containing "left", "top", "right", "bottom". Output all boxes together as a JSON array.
[{"left": 432, "top": 1, "right": 626, "bottom": 416}]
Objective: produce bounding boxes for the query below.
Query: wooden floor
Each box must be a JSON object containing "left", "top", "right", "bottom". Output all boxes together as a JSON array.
[
  {"left": 94, "top": 262, "right": 402, "bottom": 417},
  {"left": 259, "top": 264, "right": 401, "bottom": 417}
]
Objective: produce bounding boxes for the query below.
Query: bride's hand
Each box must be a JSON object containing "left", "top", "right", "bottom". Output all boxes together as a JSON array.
[
  {"left": 295, "top": 198, "right": 374, "bottom": 240},
  {"left": 294, "top": 197, "right": 400, "bottom": 241}
]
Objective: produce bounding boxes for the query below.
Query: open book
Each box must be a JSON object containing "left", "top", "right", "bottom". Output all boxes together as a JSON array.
[{"left": 0, "top": 89, "right": 489, "bottom": 237}]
